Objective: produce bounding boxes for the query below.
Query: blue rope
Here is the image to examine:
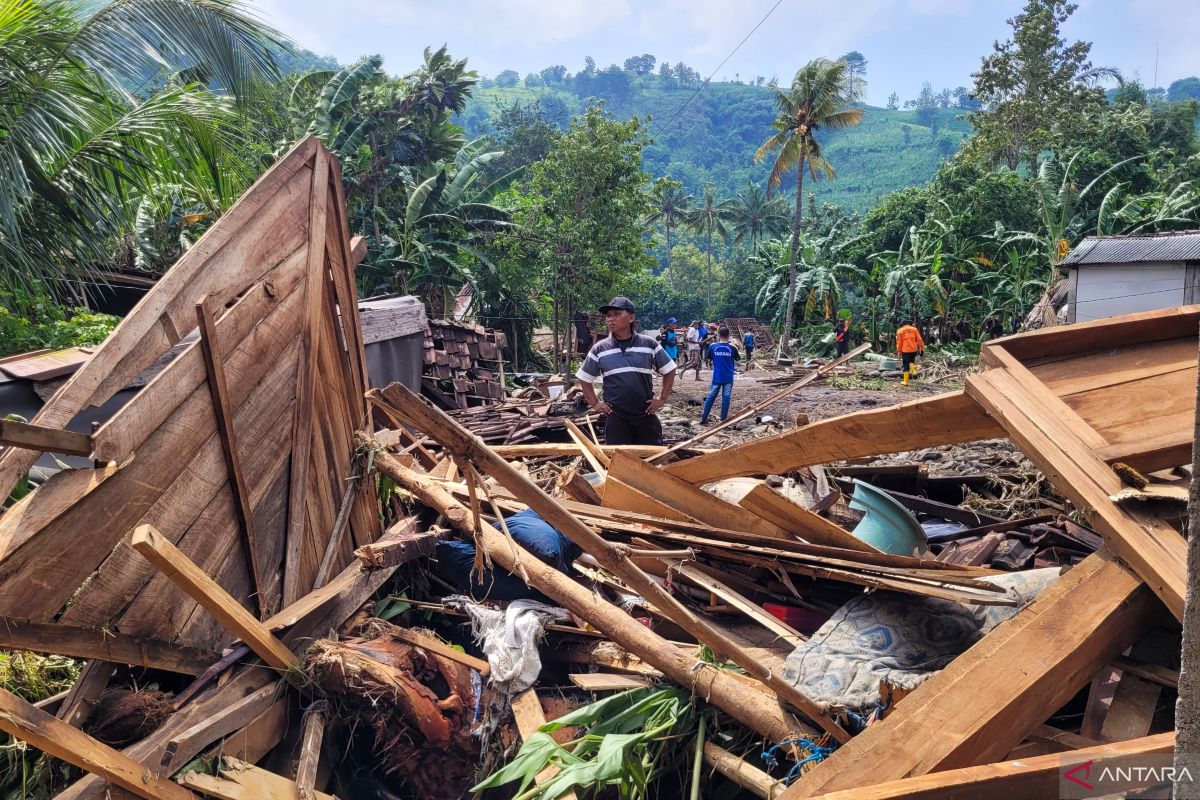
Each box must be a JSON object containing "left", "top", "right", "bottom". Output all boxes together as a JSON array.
[
  {"left": 760, "top": 737, "right": 836, "bottom": 785},
  {"left": 471, "top": 669, "right": 483, "bottom": 724}
]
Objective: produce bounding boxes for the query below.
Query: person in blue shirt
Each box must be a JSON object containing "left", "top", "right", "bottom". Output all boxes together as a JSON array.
[
  {"left": 700, "top": 326, "right": 740, "bottom": 424},
  {"left": 742, "top": 329, "right": 755, "bottom": 361},
  {"left": 662, "top": 318, "right": 680, "bottom": 362}
]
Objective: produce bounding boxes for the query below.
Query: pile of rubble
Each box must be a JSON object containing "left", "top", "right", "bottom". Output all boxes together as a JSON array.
[{"left": 0, "top": 140, "right": 1189, "bottom": 800}]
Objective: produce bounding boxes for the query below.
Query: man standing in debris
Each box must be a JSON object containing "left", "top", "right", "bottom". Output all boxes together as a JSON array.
[
  {"left": 834, "top": 319, "right": 850, "bottom": 357},
  {"left": 662, "top": 318, "right": 680, "bottom": 363},
  {"left": 742, "top": 328, "right": 755, "bottom": 362},
  {"left": 896, "top": 318, "right": 925, "bottom": 386},
  {"left": 576, "top": 297, "right": 677, "bottom": 445},
  {"left": 700, "top": 326, "right": 739, "bottom": 424}
]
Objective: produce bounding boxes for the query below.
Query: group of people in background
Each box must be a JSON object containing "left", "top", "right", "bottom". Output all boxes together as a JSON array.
[{"left": 655, "top": 319, "right": 755, "bottom": 379}]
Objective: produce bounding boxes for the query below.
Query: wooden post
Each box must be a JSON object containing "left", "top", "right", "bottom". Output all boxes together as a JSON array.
[
  {"left": 295, "top": 707, "right": 326, "bottom": 800},
  {"left": 704, "top": 742, "right": 781, "bottom": 799},
  {"left": 0, "top": 418, "right": 93, "bottom": 456},
  {"left": 130, "top": 525, "right": 298, "bottom": 673},
  {"left": 360, "top": 426, "right": 819, "bottom": 746},
  {"left": 0, "top": 687, "right": 200, "bottom": 800},
  {"left": 195, "top": 295, "right": 265, "bottom": 615},
  {"left": 511, "top": 690, "right": 577, "bottom": 799}
]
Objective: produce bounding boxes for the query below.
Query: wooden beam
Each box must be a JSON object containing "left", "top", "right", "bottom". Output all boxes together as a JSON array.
[
  {"left": 491, "top": 443, "right": 682, "bottom": 459},
  {"left": 607, "top": 451, "right": 790, "bottom": 540},
  {"left": 130, "top": 525, "right": 297, "bottom": 672},
  {"left": 283, "top": 145, "right": 331, "bottom": 608},
  {"left": 0, "top": 418, "right": 92, "bottom": 456},
  {"left": 966, "top": 366, "right": 1187, "bottom": 619},
  {"left": 180, "top": 758, "right": 337, "bottom": 800},
  {"left": 704, "top": 742, "right": 781, "bottom": 799},
  {"left": 986, "top": 303, "right": 1200, "bottom": 363},
  {"left": 313, "top": 483, "right": 355, "bottom": 587},
  {"left": 665, "top": 561, "right": 805, "bottom": 648},
  {"left": 601, "top": 476, "right": 703, "bottom": 523},
  {"left": 388, "top": 626, "right": 490, "bottom": 675},
  {"left": 0, "top": 687, "right": 200, "bottom": 800},
  {"left": 195, "top": 295, "right": 265, "bottom": 615},
  {"left": 801, "top": 732, "right": 1174, "bottom": 800},
  {"left": 363, "top": 437, "right": 818, "bottom": 746},
  {"left": 563, "top": 418, "right": 610, "bottom": 473},
  {"left": 649, "top": 343, "right": 873, "bottom": 463},
  {"left": 780, "top": 552, "right": 1155, "bottom": 798},
  {"left": 738, "top": 484, "right": 876, "bottom": 552},
  {"left": 0, "top": 619, "right": 218, "bottom": 674},
  {"left": 666, "top": 391, "right": 1004, "bottom": 485}
]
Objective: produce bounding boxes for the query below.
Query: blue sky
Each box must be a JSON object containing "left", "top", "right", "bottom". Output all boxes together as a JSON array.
[{"left": 252, "top": 0, "right": 1200, "bottom": 107}]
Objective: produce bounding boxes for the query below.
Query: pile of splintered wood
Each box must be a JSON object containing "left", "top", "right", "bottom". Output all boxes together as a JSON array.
[{"left": 0, "top": 140, "right": 1191, "bottom": 800}]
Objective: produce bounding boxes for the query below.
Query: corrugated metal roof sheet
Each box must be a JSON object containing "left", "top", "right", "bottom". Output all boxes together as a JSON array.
[{"left": 1062, "top": 231, "right": 1200, "bottom": 265}]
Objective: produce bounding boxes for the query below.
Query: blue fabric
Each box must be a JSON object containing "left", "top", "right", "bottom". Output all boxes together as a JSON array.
[
  {"left": 743, "top": 332, "right": 755, "bottom": 348},
  {"left": 709, "top": 341, "right": 737, "bottom": 384},
  {"left": 663, "top": 328, "right": 678, "bottom": 361},
  {"left": 701, "top": 381, "right": 733, "bottom": 422},
  {"left": 431, "top": 509, "right": 581, "bottom": 601}
]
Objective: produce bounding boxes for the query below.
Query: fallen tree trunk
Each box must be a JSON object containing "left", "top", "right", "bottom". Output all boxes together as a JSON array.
[{"left": 363, "top": 435, "right": 815, "bottom": 745}]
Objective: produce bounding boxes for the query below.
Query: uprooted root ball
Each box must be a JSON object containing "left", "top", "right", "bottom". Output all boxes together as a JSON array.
[{"left": 305, "top": 620, "right": 481, "bottom": 800}]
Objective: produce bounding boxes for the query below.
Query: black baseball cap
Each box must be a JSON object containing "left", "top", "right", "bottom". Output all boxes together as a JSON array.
[{"left": 599, "top": 296, "right": 636, "bottom": 314}]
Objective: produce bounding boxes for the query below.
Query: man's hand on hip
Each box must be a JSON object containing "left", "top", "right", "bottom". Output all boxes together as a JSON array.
[
  {"left": 591, "top": 400, "right": 613, "bottom": 415},
  {"left": 645, "top": 396, "right": 667, "bottom": 415}
]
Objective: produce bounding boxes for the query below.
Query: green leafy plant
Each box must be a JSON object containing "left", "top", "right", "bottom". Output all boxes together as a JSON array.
[{"left": 474, "top": 686, "right": 703, "bottom": 800}]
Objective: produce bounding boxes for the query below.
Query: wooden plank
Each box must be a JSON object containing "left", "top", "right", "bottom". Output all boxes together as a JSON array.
[
  {"left": 161, "top": 683, "right": 279, "bottom": 767},
  {"left": 0, "top": 619, "right": 217, "bottom": 673},
  {"left": 1069, "top": 365, "right": 1195, "bottom": 449},
  {"left": 0, "top": 463, "right": 120, "bottom": 561},
  {"left": 569, "top": 673, "right": 653, "bottom": 691},
  {"left": 666, "top": 391, "right": 1004, "bottom": 485},
  {"left": 0, "top": 418, "right": 91, "bottom": 456},
  {"left": 510, "top": 689, "right": 576, "bottom": 798},
  {"left": 129, "top": 525, "right": 297, "bottom": 671},
  {"left": 738, "top": 484, "right": 876, "bottom": 552},
  {"left": 800, "top": 732, "right": 1174, "bottom": 800},
  {"left": 0, "top": 687, "right": 200, "bottom": 800},
  {"left": 966, "top": 367, "right": 1187, "bottom": 619},
  {"left": 0, "top": 137, "right": 319, "bottom": 502},
  {"left": 56, "top": 660, "right": 116, "bottom": 728},
  {"left": 1028, "top": 335, "right": 1197, "bottom": 397},
  {"left": 283, "top": 145, "right": 331, "bottom": 608},
  {"left": 491, "top": 443, "right": 684, "bottom": 459},
  {"left": 563, "top": 418, "right": 610, "bottom": 472},
  {"left": 608, "top": 452, "right": 791, "bottom": 540},
  {"left": 294, "top": 708, "right": 326, "bottom": 800},
  {"left": 180, "top": 758, "right": 337, "bottom": 800},
  {"left": 601, "top": 476, "right": 703, "bottom": 523},
  {"left": 195, "top": 295, "right": 265, "bottom": 615},
  {"left": 666, "top": 561, "right": 805, "bottom": 648},
  {"left": 985, "top": 303, "right": 1200, "bottom": 363},
  {"left": 779, "top": 553, "right": 1155, "bottom": 798},
  {"left": 1098, "top": 433, "right": 1193, "bottom": 473}
]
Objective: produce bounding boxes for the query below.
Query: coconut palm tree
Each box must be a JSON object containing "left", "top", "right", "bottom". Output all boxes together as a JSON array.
[
  {"left": 0, "top": 0, "right": 286, "bottom": 303},
  {"left": 755, "top": 58, "right": 863, "bottom": 355},
  {"left": 682, "top": 185, "right": 733, "bottom": 311},
  {"left": 645, "top": 177, "right": 692, "bottom": 276},
  {"left": 727, "top": 181, "right": 791, "bottom": 251}
]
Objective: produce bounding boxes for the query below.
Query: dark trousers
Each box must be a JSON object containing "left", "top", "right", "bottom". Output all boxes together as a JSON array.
[
  {"left": 604, "top": 413, "right": 664, "bottom": 445},
  {"left": 901, "top": 351, "right": 918, "bottom": 371},
  {"left": 836, "top": 339, "right": 849, "bottom": 356}
]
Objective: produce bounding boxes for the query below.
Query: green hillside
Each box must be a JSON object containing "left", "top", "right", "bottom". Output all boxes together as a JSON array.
[{"left": 457, "top": 77, "right": 972, "bottom": 213}]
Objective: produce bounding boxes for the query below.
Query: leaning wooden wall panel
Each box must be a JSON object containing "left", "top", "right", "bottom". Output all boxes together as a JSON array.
[
  {"left": 0, "top": 138, "right": 319, "bottom": 502},
  {"left": 57, "top": 282, "right": 308, "bottom": 630}
]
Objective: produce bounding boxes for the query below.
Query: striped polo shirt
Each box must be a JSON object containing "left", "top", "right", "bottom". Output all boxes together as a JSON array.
[{"left": 576, "top": 332, "right": 677, "bottom": 417}]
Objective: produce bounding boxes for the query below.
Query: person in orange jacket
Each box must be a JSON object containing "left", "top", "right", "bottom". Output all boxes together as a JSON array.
[{"left": 896, "top": 319, "right": 925, "bottom": 386}]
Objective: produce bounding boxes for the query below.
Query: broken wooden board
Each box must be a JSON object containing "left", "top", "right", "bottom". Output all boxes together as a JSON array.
[
  {"left": 802, "top": 732, "right": 1174, "bottom": 800},
  {"left": 967, "top": 358, "right": 1187, "bottom": 620},
  {"left": 569, "top": 673, "right": 654, "bottom": 691},
  {"left": 665, "top": 391, "right": 1004, "bottom": 485},
  {"left": 738, "top": 484, "right": 875, "bottom": 552},
  {"left": 780, "top": 552, "right": 1155, "bottom": 798},
  {"left": 179, "top": 757, "right": 337, "bottom": 800},
  {"left": 0, "top": 137, "right": 379, "bottom": 654}
]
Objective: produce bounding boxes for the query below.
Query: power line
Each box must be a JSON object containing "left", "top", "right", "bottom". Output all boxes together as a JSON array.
[{"left": 651, "top": 0, "right": 787, "bottom": 137}]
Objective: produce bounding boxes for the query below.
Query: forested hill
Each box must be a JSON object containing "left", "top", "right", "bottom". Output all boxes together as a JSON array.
[{"left": 457, "top": 76, "right": 972, "bottom": 213}]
